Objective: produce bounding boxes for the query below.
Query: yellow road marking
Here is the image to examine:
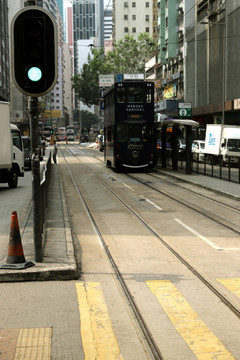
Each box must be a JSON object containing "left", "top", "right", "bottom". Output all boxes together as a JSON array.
[
  {"left": 146, "top": 280, "right": 234, "bottom": 360},
  {"left": 14, "top": 328, "right": 52, "bottom": 360},
  {"left": 76, "top": 282, "right": 124, "bottom": 360},
  {"left": 217, "top": 278, "right": 240, "bottom": 299}
]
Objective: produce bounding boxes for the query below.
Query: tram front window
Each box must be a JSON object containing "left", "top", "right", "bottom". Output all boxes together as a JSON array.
[{"left": 117, "top": 124, "right": 150, "bottom": 143}]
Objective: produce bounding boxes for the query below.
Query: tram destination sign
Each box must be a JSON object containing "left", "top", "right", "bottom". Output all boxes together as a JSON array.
[
  {"left": 123, "top": 74, "right": 144, "bottom": 81},
  {"left": 178, "top": 102, "right": 192, "bottom": 117}
]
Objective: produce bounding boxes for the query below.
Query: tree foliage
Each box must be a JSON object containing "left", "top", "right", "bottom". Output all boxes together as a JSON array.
[
  {"left": 73, "top": 109, "right": 99, "bottom": 129},
  {"left": 72, "top": 33, "right": 158, "bottom": 107}
]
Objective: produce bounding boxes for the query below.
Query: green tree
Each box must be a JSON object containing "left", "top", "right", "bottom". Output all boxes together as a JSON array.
[
  {"left": 72, "top": 33, "right": 157, "bottom": 107},
  {"left": 73, "top": 109, "right": 99, "bottom": 129}
]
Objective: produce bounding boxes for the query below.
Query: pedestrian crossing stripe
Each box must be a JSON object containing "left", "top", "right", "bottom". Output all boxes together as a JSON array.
[
  {"left": 146, "top": 280, "right": 234, "bottom": 360},
  {"left": 217, "top": 278, "right": 240, "bottom": 299},
  {"left": 76, "top": 282, "right": 124, "bottom": 360}
]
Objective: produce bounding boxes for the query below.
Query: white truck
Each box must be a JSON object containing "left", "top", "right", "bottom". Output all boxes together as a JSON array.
[
  {"left": 0, "top": 101, "right": 24, "bottom": 188},
  {"left": 205, "top": 124, "right": 240, "bottom": 165}
]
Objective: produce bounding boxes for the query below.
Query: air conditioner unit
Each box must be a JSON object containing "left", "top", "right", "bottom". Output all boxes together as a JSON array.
[
  {"left": 176, "top": 4, "right": 183, "bottom": 14},
  {"left": 176, "top": 48, "right": 182, "bottom": 56},
  {"left": 176, "top": 26, "right": 183, "bottom": 36}
]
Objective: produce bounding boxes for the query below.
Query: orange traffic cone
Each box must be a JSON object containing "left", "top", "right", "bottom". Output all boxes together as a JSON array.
[{"left": 0, "top": 211, "right": 34, "bottom": 270}]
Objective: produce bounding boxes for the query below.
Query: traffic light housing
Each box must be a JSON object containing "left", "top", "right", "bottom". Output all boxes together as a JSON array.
[{"left": 11, "top": 6, "right": 57, "bottom": 97}]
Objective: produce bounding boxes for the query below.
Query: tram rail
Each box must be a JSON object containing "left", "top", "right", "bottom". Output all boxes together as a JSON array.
[{"left": 57, "top": 143, "right": 240, "bottom": 358}]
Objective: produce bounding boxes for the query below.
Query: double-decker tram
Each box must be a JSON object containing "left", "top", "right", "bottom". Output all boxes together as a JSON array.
[{"left": 104, "top": 79, "right": 157, "bottom": 171}]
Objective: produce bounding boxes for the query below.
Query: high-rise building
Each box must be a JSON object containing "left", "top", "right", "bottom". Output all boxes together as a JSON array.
[
  {"left": 104, "top": 8, "right": 112, "bottom": 40},
  {"left": 37, "top": 0, "right": 58, "bottom": 16},
  {"left": 73, "top": 0, "right": 104, "bottom": 76},
  {"left": 0, "top": 0, "right": 10, "bottom": 101},
  {"left": 112, "top": 0, "right": 153, "bottom": 42}
]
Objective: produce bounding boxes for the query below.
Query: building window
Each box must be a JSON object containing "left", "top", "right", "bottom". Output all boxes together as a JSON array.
[
  {"left": 146, "top": 2, "right": 149, "bottom": 7},
  {"left": 145, "top": 27, "right": 149, "bottom": 33},
  {"left": 132, "top": 14, "right": 136, "bottom": 20},
  {"left": 124, "top": 14, "right": 128, "bottom": 20},
  {"left": 132, "top": 27, "right": 136, "bottom": 33},
  {"left": 166, "top": 17, "right": 168, "bottom": 28},
  {"left": 124, "top": 27, "right": 129, "bottom": 33},
  {"left": 132, "top": 2, "right": 136, "bottom": 7},
  {"left": 124, "top": 1, "right": 128, "bottom": 7},
  {"left": 146, "top": 14, "right": 149, "bottom": 21}
]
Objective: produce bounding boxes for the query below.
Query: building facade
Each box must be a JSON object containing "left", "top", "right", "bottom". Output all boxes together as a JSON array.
[
  {"left": 186, "top": 0, "right": 240, "bottom": 125},
  {"left": 112, "top": 0, "right": 153, "bottom": 42},
  {"left": 104, "top": 8, "right": 112, "bottom": 40},
  {"left": 73, "top": 0, "right": 104, "bottom": 76},
  {"left": 0, "top": 0, "right": 10, "bottom": 102}
]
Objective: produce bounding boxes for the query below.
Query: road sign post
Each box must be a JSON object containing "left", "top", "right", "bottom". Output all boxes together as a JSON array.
[{"left": 178, "top": 103, "right": 192, "bottom": 118}]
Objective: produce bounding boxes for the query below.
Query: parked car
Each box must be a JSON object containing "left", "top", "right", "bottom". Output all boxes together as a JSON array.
[
  {"left": 192, "top": 140, "right": 205, "bottom": 162},
  {"left": 22, "top": 136, "right": 32, "bottom": 169},
  {"left": 177, "top": 139, "right": 186, "bottom": 159}
]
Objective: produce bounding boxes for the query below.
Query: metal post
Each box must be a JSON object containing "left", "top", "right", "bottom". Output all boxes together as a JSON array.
[
  {"left": 161, "top": 125, "right": 167, "bottom": 168},
  {"left": 222, "top": 22, "right": 226, "bottom": 124},
  {"left": 172, "top": 125, "right": 178, "bottom": 171},
  {"left": 30, "top": 97, "right": 43, "bottom": 262},
  {"left": 185, "top": 125, "right": 192, "bottom": 174}
]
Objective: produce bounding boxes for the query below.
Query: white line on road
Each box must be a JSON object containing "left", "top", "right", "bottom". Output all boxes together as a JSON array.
[
  {"left": 140, "top": 196, "right": 163, "bottom": 211},
  {"left": 123, "top": 183, "right": 135, "bottom": 191},
  {"left": 175, "top": 218, "right": 240, "bottom": 251}
]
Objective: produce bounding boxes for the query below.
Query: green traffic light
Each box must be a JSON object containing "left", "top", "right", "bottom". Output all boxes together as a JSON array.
[{"left": 27, "top": 66, "right": 42, "bottom": 82}]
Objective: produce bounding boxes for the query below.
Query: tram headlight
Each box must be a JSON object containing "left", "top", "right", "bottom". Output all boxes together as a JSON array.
[{"left": 132, "top": 151, "right": 139, "bottom": 159}]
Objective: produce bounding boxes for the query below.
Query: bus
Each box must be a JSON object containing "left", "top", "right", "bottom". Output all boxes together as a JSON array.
[
  {"left": 57, "top": 127, "right": 66, "bottom": 141},
  {"left": 104, "top": 80, "right": 157, "bottom": 170}
]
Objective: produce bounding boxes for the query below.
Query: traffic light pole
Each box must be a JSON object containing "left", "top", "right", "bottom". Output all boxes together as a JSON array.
[
  {"left": 30, "top": 97, "right": 43, "bottom": 262},
  {"left": 11, "top": 4, "right": 57, "bottom": 262}
]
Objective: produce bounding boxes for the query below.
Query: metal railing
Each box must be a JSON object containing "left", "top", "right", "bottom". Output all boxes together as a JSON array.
[
  {"left": 40, "top": 154, "right": 52, "bottom": 233},
  {"left": 157, "top": 149, "right": 240, "bottom": 184}
]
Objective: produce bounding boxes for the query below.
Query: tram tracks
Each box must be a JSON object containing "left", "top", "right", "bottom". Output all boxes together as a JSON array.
[
  {"left": 60, "top": 146, "right": 165, "bottom": 360},
  {"left": 60, "top": 144, "right": 240, "bottom": 357},
  {"left": 66, "top": 144, "right": 240, "bottom": 236},
  {"left": 127, "top": 172, "right": 240, "bottom": 236}
]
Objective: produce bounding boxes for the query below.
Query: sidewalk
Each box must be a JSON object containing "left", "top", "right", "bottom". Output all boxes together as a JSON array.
[
  {"left": 156, "top": 166, "right": 240, "bottom": 201},
  {"left": 0, "top": 162, "right": 78, "bottom": 282}
]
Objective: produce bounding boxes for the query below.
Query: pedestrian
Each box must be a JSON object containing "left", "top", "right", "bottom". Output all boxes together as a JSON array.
[{"left": 53, "top": 140, "right": 58, "bottom": 164}]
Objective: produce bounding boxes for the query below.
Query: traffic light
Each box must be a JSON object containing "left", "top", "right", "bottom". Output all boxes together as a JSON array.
[{"left": 11, "top": 6, "right": 57, "bottom": 97}]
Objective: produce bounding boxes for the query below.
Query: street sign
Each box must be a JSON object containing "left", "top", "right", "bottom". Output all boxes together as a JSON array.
[
  {"left": 178, "top": 102, "right": 192, "bottom": 117},
  {"left": 99, "top": 75, "right": 114, "bottom": 87},
  {"left": 99, "top": 89, "right": 105, "bottom": 99},
  {"left": 116, "top": 74, "right": 123, "bottom": 82},
  {"left": 99, "top": 101, "right": 104, "bottom": 110},
  {"left": 42, "top": 110, "right": 61, "bottom": 118}
]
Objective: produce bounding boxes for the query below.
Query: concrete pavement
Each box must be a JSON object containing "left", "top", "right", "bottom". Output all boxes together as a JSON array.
[
  {"left": 156, "top": 166, "right": 240, "bottom": 201},
  {"left": 0, "top": 155, "right": 239, "bottom": 282},
  {"left": 0, "top": 158, "right": 78, "bottom": 282}
]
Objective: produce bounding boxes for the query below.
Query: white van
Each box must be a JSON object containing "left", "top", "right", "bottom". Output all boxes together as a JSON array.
[
  {"left": 0, "top": 102, "right": 24, "bottom": 187},
  {"left": 192, "top": 140, "right": 205, "bottom": 162}
]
